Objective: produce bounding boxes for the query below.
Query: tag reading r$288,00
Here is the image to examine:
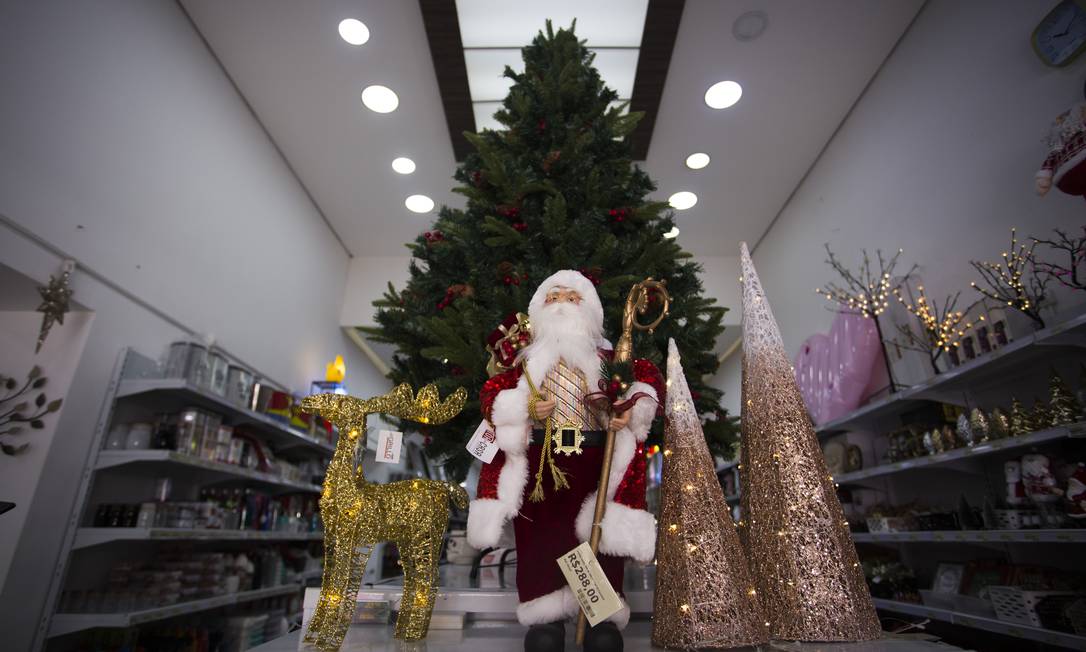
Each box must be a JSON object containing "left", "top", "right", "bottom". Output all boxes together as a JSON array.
[{"left": 556, "top": 541, "right": 622, "bottom": 626}]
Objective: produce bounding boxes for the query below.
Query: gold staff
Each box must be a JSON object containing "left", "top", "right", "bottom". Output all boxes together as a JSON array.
[{"left": 576, "top": 278, "right": 669, "bottom": 644}]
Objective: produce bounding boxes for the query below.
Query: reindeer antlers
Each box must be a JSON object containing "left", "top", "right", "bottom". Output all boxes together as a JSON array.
[{"left": 301, "top": 383, "right": 467, "bottom": 429}]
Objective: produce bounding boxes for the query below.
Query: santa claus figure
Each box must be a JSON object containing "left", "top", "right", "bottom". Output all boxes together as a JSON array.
[{"left": 467, "top": 270, "right": 662, "bottom": 652}]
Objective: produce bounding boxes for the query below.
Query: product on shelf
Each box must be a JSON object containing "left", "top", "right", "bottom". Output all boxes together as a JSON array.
[{"left": 91, "top": 490, "right": 321, "bottom": 533}]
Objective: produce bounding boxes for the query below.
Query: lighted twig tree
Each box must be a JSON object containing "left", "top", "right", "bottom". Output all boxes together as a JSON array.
[
  {"left": 815, "top": 245, "right": 917, "bottom": 392},
  {"left": 892, "top": 282, "right": 978, "bottom": 374},
  {"left": 1031, "top": 226, "right": 1086, "bottom": 292},
  {"left": 969, "top": 228, "right": 1049, "bottom": 330}
]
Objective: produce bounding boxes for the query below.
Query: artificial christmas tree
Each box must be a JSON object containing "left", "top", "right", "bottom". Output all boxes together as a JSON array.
[
  {"left": 652, "top": 339, "right": 767, "bottom": 650},
  {"left": 361, "top": 21, "right": 737, "bottom": 479},
  {"left": 738, "top": 243, "right": 881, "bottom": 642}
]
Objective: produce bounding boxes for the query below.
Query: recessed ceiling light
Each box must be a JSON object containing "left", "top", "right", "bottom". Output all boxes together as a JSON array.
[
  {"left": 668, "top": 191, "right": 698, "bottom": 210},
  {"left": 733, "top": 11, "right": 768, "bottom": 41},
  {"left": 361, "top": 85, "right": 398, "bottom": 113},
  {"left": 338, "top": 19, "right": 370, "bottom": 46},
  {"left": 405, "top": 194, "right": 434, "bottom": 213},
  {"left": 685, "top": 153, "right": 711, "bottom": 170},
  {"left": 705, "top": 81, "right": 743, "bottom": 109},
  {"left": 664, "top": 226, "right": 680, "bottom": 239},
  {"left": 392, "top": 157, "right": 416, "bottom": 174}
]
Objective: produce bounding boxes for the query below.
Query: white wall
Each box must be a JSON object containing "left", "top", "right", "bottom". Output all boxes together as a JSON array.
[
  {"left": 749, "top": 0, "right": 1086, "bottom": 362},
  {"left": 0, "top": 0, "right": 387, "bottom": 646}
]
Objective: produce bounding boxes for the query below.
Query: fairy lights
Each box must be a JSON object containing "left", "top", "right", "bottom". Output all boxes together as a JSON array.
[
  {"left": 893, "top": 282, "right": 976, "bottom": 373},
  {"left": 969, "top": 228, "right": 1049, "bottom": 329},
  {"left": 815, "top": 245, "right": 915, "bottom": 319}
]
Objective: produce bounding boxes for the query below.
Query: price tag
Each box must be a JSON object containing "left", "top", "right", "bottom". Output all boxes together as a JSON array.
[
  {"left": 375, "top": 430, "right": 402, "bottom": 464},
  {"left": 556, "top": 542, "right": 622, "bottom": 626},
  {"left": 465, "top": 420, "right": 499, "bottom": 463}
]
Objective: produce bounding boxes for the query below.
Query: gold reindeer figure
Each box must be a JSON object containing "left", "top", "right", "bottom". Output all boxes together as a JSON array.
[{"left": 301, "top": 383, "right": 468, "bottom": 649}]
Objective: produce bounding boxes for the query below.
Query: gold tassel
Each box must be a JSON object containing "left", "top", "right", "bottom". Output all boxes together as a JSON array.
[{"left": 529, "top": 423, "right": 549, "bottom": 503}]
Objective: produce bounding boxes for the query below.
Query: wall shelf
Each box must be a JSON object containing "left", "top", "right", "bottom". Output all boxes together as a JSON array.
[
  {"left": 833, "top": 424, "right": 1083, "bottom": 485},
  {"left": 115, "top": 377, "right": 334, "bottom": 455},
  {"left": 817, "top": 311, "right": 1086, "bottom": 437},
  {"left": 873, "top": 598, "right": 1086, "bottom": 650},
  {"left": 95, "top": 450, "right": 322, "bottom": 493},
  {"left": 73, "top": 527, "right": 324, "bottom": 550},
  {"left": 854, "top": 529, "right": 1086, "bottom": 544},
  {"left": 48, "top": 583, "right": 304, "bottom": 638}
]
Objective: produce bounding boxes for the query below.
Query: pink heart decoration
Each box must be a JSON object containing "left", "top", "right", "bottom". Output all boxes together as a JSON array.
[{"left": 794, "top": 311, "right": 881, "bottom": 425}]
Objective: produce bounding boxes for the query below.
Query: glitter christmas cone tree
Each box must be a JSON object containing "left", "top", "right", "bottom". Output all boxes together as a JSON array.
[
  {"left": 737, "top": 243, "right": 881, "bottom": 641},
  {"left": 652, "top": 339, "right": 769, "bottom": 650}
]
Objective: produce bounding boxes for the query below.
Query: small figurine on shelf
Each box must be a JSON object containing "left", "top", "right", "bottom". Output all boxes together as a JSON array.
[
  {"left": 1022, "top": 454, "right": 1064, "bottom": 504},
  {"left": 1066, "top": 463, "right": 1086, "bottom": 519},
  {"left": 989, "top": 408, "right": 1011, "bottom": 439},
  {"left": 1005, "top": 461, "right": 1027, "bottom": 506},
  {"left": 922, "top": 431, "right": 935, "bottom": 456},
  {"left": 1009, "top": 397, "right": 1030, "bottom": 436},
  {"left": 969, "top": 408, "right": 991, "bottom": 444},
  {"left": 956, "top": 413, "right": 975, "bottom": 447},
  {"left": 942, "top": 425, "right": 959, "bottom": 450},
  {"left": 1049, "top": 371, "right": 1082, "bottom": 427}
]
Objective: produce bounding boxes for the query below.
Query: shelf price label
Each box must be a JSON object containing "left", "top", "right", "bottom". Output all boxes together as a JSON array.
[{"left": 557, "top": 542, "right": 622, "bottom": 627}]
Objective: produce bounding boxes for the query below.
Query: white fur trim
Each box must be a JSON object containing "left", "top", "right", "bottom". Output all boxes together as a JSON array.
[
  {"left": 466, "top": 499, "right": 508, "bottom": 549},
  {"left": 490, "top": 377, "right": 531, "bottom": 455},
  {"left": 607, "top": 597, "right": 631, "bottom": 629},
  {"left": 516, "top": 586, "right": 578, "bottom": 625},
  {"left": 621, "top": 382, "right": 658, "bottom": 443},
  {"left": 575, "top": 499, "right": 657, "bottom": 564},
  {"left": 467, "top": 453, "right": 529, "bottom": 548},
  {"left": 606, "top": 430, "right": 636, "bottom": 498}
]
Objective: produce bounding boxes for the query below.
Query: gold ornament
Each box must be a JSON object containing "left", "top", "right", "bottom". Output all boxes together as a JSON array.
[
  {"left": 1049, "top": 371, "right": 1081, "bottom": 426},
  {"left": 969, "top": 408, "right": 990, "bottom": 443},
  {"left": 35, "top": 261, "right": 74, "bottom": 353},
  {"left": 301, "top": 383, "right": 467, "bottom": 649},
  {"left": 1009, "top": 397, "right": 1030, "bottom": 436},
  {"left": 1031, "top": 398, "right": 1053, "bottom": 432},
  {"left": 522, "top": 366, "right": 571, "bottom": 502},
  {"left": 738, "top": 243, "right": 880, "bottom": 642},
  {"left": 653, "top": 339, "right": 768, "bottom": 649},
  {"left": 989, "top": 408, "right": 1011, "bottom": 439}
]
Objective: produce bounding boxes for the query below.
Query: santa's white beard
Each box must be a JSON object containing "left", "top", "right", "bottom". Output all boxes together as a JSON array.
[{"left": 518, "top": 302, "right": 602, "bottom": 382}]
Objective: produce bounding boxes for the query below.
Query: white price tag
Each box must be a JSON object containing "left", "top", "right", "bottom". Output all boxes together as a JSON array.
[
  {"left": 556, "top": 542, "right": 622, "bottom": 626},
  {"left": 466, "top": 420, "right": 499, "bottom": 463},
  {"left": 375, "top": 430, "right": 402, "bottom": 464}
]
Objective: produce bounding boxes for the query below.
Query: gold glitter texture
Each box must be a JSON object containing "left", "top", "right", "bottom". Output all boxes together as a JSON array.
[
  {"left": 652, "top": 339, "right": 768, "bottom": 650},
  {"left": 738, "top": 243, "right": 881, "bottom": 642},
  {"left": 301, "top": 383, "right": 468, "bottom": 649}
]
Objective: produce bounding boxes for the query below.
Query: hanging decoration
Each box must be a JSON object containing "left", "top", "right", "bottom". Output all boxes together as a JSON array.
[
  {"left": 652, "top": 338, "right": 768, "bottom": 650},
  {"left": 35, "top": 260, "right": 75, "bottom": 354},
  {"left": 815, "top": 244, "right": 916, "bottom": 393},
  {"left": 0, "top": 366, "right": 63, "bottom": 456},
  {"left": 301, "top": 384, "right": 467, "bottom": 649},
  {"left": 739, "top": 243, "right": 881, "bottom": 641},
  {"left": 969, "top": 228, "right": 1049, "bottom": 330}
]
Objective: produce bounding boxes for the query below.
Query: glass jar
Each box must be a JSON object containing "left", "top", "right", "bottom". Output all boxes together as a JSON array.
[
  {"left": 208, "top": 349, "right": 229, "bottom": 396},
  {"left": 185, "top": 344, "right": 211, "bottom": 389},
  {"left": 225, "top": 365, "right": 255, "bottom": 408}
]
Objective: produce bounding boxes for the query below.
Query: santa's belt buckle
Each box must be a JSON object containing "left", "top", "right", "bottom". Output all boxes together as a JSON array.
[{"left": 552, "top": 421, "right": 584, "bottom": 456}]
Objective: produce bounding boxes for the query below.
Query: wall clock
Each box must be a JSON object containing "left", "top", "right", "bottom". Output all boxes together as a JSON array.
[{"left": 1033, "top": 0, "right": 1086, "bottom": 67}]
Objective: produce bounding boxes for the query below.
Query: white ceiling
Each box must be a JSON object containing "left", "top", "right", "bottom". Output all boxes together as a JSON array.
[{"left": 180, "top": 0, "right": 922, "bottom": 258}]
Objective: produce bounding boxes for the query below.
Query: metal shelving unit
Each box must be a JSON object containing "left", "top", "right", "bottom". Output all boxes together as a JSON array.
[
  {"left": 873, "top": 599, "right": 1086, "bottom": 650},
  {"left": 853, "top": 529, "right": 1086, "bottom": 544},
  {"left": 49, "top": 582, "right": 306, "bottom": 638},
  {"left": 95, "top": 449, "right": 323, "bottom": 493},
  {"left": 39, "top": 348, "right": 329, "bottom": 648},
  {"left": 73, "top": 527, "right": 324, "bottom": 549}
]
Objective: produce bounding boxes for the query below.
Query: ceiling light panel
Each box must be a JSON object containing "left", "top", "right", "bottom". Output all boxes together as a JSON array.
[
  {"left": 456, "top": 1, "right": 648, "bottom": 47},
  {"left": 464, "top": 48, "right": 639, "bottom": 101}
]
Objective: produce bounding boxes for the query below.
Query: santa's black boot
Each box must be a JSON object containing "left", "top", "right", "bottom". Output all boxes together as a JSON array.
[
  {"left": 583, "top": 621, "right": 622, "bottom": 652},
  {"left": 525, "top": 621, "right": 565, "bottom": 652}
]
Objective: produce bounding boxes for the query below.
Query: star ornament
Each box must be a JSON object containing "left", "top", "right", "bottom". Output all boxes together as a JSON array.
[{"left": 36, "top": 268, "right": 73, "bottom": 353}]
